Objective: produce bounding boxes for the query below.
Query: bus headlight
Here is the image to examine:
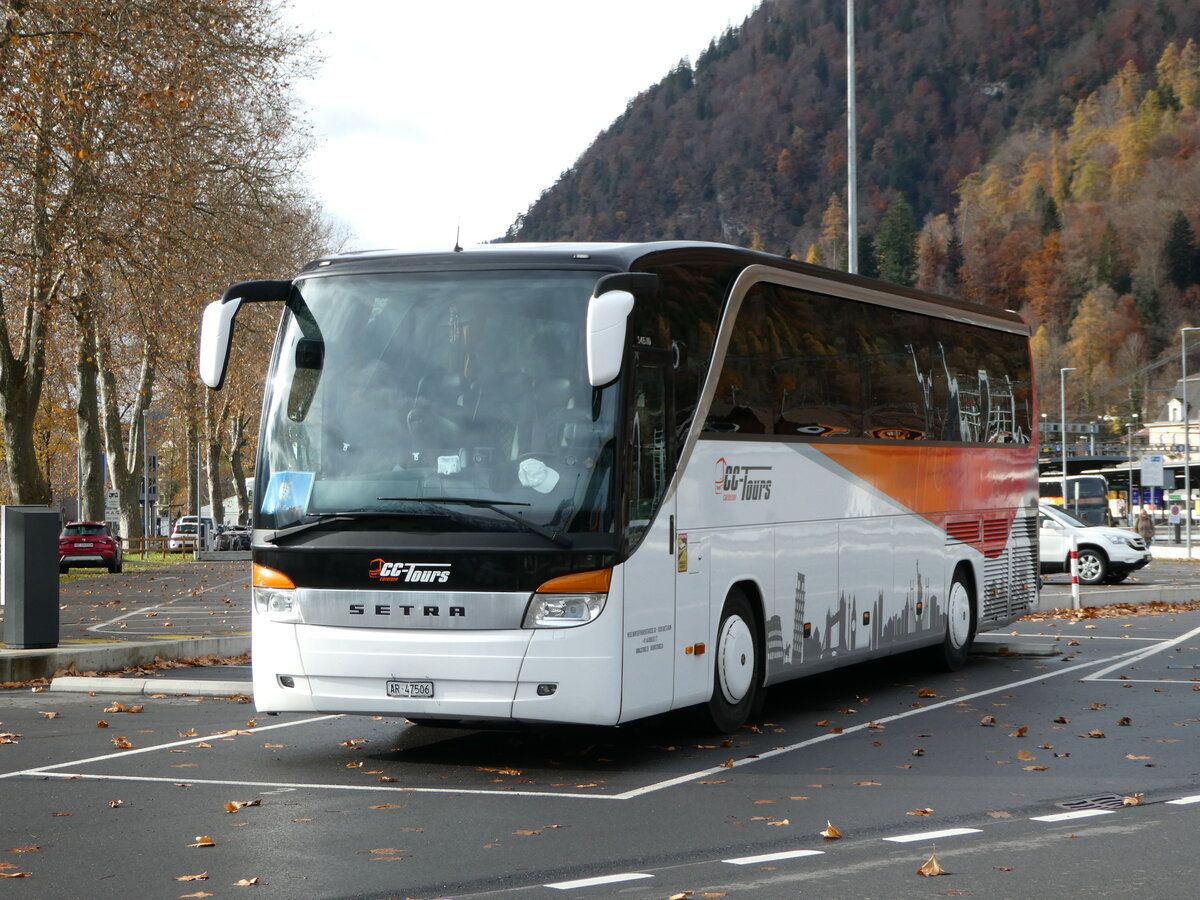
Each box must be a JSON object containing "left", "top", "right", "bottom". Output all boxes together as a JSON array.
[
  {"left": 253, "top": 586, "right": 302, "bottom": 623},
  {"left": 252, "top": 564, "right": 302, "bottom": 624},
  {"left": 524, "top": 568, "right": 611, "bottom": 629},
  {"left": 524, "top": 593, "right": 606, "bottom": 628}
]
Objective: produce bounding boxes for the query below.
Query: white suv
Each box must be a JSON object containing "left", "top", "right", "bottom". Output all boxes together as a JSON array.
[{"left": 1038, "top": 503, "right": 1151, "bottom": 585}]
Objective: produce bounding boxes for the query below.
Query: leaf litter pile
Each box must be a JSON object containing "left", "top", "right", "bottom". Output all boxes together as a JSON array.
[{"left": 1023, "top": 600, "right": 1200, "bottom": 621}]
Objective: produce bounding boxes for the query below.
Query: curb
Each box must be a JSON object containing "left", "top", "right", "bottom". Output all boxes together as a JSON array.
[
  {"left": 0, "top": 635, "right": 250, "bottom": 684},
  {"left": 48, "top": 676, "right": 253, "bottom": 698}
]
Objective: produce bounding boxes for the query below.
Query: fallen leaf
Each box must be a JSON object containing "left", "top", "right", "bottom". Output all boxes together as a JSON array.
[
  {"left": 906, "top": 808, "right": 933, "bottom": 816},
  {"left": 1125, "top": 754, "right": 1152, "bottom": 760},
  {"left": 513, "top": 830, "right": 540, "bottom": 836},
  {"left": 108, "top": 800, "right": 123, "bottom": 808},
  {"left": 669, "top": 892, "right": 694, "bottom": 900},
  {"left": 1010, "top": 726, "right": 1029, "bottom": 738},
  {"left": 987, "top": 810, "right": 1013, "bottom": 818},
  {"left": 1023, "top": 765, "right": 1048, "bottom": 771},
  {"left": 918, "top": 688, "right": 937, "bottom": 697},
  {"left": 1017, "top": 750, "right": 1035, "bottom": 761},
  {"left": 7, "top": 847, "right": 41, "bottom": 854},
  {"left": 175, "top": 873, "right": 209, "bottom": 882},
  {"left": 1084, "top": 730, "right": 1106, "bottom": 739},
  {"left": 369, "top": 804, "right": 405, "bottom": 810},
  {"left": 767, "top": 819, "right": 790, "bottom": 826},
  {"left": 189, "top": 836, "right": 216, "bottom": 848},
  {"left": 721, "top": 760, "right": 735, "bottom": 769},
  {"left": 1122, "top": 793, "right": 1143, "bottom": 806},
  {"left": 980, "top": 715, "right": 997, "bottom": 726},
  {"left": 0, "top": 872, "right": 32, "bottom": 878},
  {"left": 178, "top": 728, "right": 198, "bottom": 738},
  {"left": 1053, "top": 717, "right": 1070, "bottom": 724},
  {"left": 853, "top": 781, "right": 882, "bottom": 786},
  {"left": 233, "top": 877, "right": 261, "bottom": 886},
  {"left": 40, "top": 712, "right": 60, "bottom": 719},
  {"left": 819, "top": 820, "right": 842, "bottom": 839},
  {"left": 1117, "top": 717, "right": 1132, "bottom": 726},
  {"left": 178, "top": 893, "right": 212, "bottom": 898},
  {"left": 224, "top": 799, "right": 262, "bottom": 814},
  {"left": 112, "top": 737, "right": 132, "bottom": 749},
  {"left": 95, "top": 720, "right": 109, "bottom": 729},
  {"left": 917, "top": 852, "right": 948, "bottom": 876}
]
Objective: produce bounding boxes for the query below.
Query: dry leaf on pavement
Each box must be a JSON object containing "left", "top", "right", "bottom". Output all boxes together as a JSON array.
[{"left": 917, "top": 852, "right": 948, "bottom": 876}]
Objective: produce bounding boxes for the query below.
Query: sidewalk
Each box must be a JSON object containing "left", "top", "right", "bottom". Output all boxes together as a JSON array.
[{"left": 1, "top": 559, "right": 250, "bottom": 685}]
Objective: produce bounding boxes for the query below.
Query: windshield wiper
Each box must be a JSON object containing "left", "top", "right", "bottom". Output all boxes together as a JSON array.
[
  {"left": 264, "top": 511, "right": 417, "bottom": 544},
  {"left": 379, "top": 496, "right": 573, "bottom": 548}
]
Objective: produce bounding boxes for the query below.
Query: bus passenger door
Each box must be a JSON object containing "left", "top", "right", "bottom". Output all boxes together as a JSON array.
[{"left": 618, "top": 351, "right": 679, "bottom": 722}]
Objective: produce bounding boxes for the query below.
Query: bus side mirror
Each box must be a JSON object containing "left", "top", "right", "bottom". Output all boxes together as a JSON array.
[
  {"left": 586, "top": 289, "right": 635, "bottom": 387},
  {"left": 199, "top": 297, "right": 242, "bottom": 389},
  {"left": 198, "top": 279, "right": 291, "bottom": 389}
]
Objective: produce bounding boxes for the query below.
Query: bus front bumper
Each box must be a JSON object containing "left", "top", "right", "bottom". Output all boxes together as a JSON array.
[{"left": 251, "top": 619, "right": 623, "bottom": 726}]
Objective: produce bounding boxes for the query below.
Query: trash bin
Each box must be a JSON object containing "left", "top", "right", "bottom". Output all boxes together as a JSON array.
[{"left": 2, "top": 506, "right": 61, "bottom": 649}]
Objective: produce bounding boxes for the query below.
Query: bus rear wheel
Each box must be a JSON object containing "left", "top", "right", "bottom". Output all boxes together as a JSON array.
[
  {"left": 705, "top": 588, "right": 761, "bottom": 733},
  {"left": 930, "top": 569, "right": 976, "bottom": 672}
]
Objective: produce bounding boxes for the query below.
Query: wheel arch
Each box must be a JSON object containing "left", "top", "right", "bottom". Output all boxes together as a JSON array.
[{"left": 723, "top": 578, "right": 766, "bottom": 685}]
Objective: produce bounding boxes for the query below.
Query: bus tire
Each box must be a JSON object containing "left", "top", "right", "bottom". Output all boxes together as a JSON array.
[
  {"left": 705, "top": 588, "right": 761, "bottom": 733},
  {"left": 931, "top": 568, "right": 976, "bottom": 672}
]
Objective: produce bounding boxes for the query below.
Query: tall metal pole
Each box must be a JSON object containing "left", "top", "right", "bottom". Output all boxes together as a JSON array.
[
  {"left": 1181, "top": 328, "right": 1200, "bottom": 558},
  {"left": 1127, "top": 416, "right": 1138, "bottom": 526},
  {"left": 1060, "top": 367, "right": 1075, "bottom": 511},
  {"left": 846, "top": 0, "right": 858, "bottom": 274},
  {"left": 142, "top": 410, "right": 149, "bottom": 540}
]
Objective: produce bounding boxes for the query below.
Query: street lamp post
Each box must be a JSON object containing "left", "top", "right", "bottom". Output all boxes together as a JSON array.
[
  {"left": 1060, "top": 367, "right": 1076, "bottom": 513},
  {"left": 1181, "top": 328, "right": 1200, "bottom": 558},
  {"left": 1127, "top": 414, "right": 1139, "bottom": 526}
]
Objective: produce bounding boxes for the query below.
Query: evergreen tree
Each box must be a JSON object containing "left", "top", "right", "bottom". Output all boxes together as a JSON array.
[
  {"left": 1164, "top": 210, "right": 1200, "bottom": 289},
  {"left": 1096, "top": 221, "right": 1132, "bottom": 294},
  {"left": 874, "top": 198, "right": 918, "bottom": 286},
  {"left": 858, "top": 231, "right": 879, "bottom": 280}
]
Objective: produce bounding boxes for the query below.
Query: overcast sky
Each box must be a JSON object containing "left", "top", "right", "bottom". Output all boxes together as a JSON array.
[{"left": 282, "top": 0, "right": 763, "bottom": 252}]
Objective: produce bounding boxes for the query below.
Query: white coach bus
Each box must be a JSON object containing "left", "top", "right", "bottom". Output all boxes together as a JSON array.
[{"left": 199, "top": 242, "right": 1039, "bottom": 731}]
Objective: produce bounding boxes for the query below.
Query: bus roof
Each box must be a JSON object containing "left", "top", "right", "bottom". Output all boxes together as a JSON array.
[{"left": 296, "top": 241, "right": 1029, "bottom": 331}]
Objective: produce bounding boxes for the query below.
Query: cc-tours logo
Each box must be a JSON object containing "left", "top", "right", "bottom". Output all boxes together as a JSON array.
[
  {"left": 714, "top": 457, "right": 773, "bottom": 501},
  {"left": 368, "top": 559, "right": 451, "bottom": 583}
]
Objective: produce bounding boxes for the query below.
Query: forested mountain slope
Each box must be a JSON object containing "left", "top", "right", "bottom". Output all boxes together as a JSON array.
[{"left": 508, "top": 0, "right": 1200, "bottom": 420}]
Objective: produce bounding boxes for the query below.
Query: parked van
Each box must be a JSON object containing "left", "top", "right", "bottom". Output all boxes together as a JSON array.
[{"left": 1039, "top": 503, "right": 1151, "bottom": 585}]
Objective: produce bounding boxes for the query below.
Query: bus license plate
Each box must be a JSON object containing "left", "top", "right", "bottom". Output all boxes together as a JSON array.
[{"left": 387, "top": 680, "right": 433, "bottom": 699}]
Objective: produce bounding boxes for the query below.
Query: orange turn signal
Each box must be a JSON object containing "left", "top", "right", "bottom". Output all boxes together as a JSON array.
[
  {"left": 535, "top": 568, "right": 612, "bottom": 594},
  {"left": 253, "top": 563, "right": 295, "bottom": 590}
]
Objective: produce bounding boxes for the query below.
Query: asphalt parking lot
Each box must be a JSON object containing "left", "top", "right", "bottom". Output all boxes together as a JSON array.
[{"left": 3, "top": 606, "right": 1199, "bottom": 899}]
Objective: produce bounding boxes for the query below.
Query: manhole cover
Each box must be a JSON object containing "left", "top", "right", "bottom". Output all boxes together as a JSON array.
[{"left": 1057, "top": 793, "right": 1128, "bottom": 811}]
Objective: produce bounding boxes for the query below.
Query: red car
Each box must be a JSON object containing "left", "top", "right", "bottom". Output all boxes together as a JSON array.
[{"left": 59, "top": 521, "right": 123, "bottom": 574}]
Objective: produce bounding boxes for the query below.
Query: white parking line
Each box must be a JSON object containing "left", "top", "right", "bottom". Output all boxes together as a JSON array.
[
  {"left": 883, "top": 827, "right": 981, "bottom": 843},
  {"left": 0, "top": 714, "right": 340, "bottom": 780},
  {"left": 545, "top": 873, "right": 653, "bottom": 890},
  {"left": 723, "top": 849, "right": 825, "bottom": 865},
  {"left": 6, "top": 634, "right": 1180, "bottom": 803},
  {"left": 612, "top": 643, "right": 1155, "bottom": 801},
  {"left": 1081, "top": 623, "right": 1200, "bottom": 682},
  {"left": 1167, "top": 795, "right": 1200, "bottom": 805},
  {"left": 1029, "top": 809, "right": 1114, "bottom": 823}
]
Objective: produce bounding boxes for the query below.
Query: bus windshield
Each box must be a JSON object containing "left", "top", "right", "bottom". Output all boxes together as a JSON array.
[{"left": 256, "top": 269, "right": 620, "bottom": 538}]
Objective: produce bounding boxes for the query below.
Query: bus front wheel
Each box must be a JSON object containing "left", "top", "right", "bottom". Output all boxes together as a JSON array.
[
  {"left": 705, "top": 589, "right": 762, "bottom": 733},
  {"left": 930, "top": 569, "right": 976, "bottom": 672}
]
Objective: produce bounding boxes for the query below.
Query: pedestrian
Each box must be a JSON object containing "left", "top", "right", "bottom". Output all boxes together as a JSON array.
[{"left": 1135, "top": 509, "right": 1156, "bottom": 546}]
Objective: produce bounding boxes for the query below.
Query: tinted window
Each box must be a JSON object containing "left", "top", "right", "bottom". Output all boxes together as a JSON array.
[{"left": 706, "top": 282, "right": 1032, "bottom": 444}]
